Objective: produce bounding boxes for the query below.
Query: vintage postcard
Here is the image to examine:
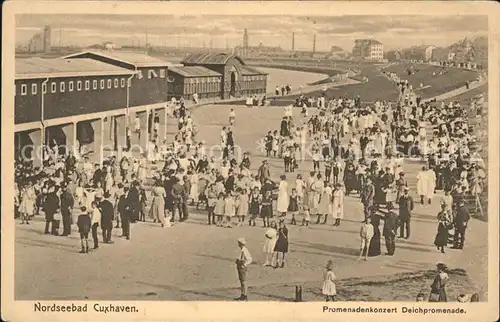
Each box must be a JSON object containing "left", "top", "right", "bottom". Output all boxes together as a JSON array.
[{"left": 2, "top": 1, "right": 499, "bottom": 321}]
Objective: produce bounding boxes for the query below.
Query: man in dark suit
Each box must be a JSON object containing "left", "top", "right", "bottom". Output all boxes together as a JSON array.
[
  {"left": 127, "top": 180, "right": 140, "bottom": 223},
  {"left": 118, "top": 187, "right": 131, "bottom": 240},
  {"left": 59, "top": 184, "right": 74, "bottom": 236},
  {"left": 383, "top": 203, "right": 399, "bottom": 255},
  {"left": 171, "top": 177, "right": 185, "bottom": 223},
  {"left": 398, "top": 187, "right": 414, "bottom": 239},
  {"left": 99, "top": 192, "right": 115, "bottom": 244},
  {"left": 361, "top": 177, "right": 375, "bottom": 220},
  {"left": 225, "top": 169, "right": 236, "bottom": 193},
  {"left": 43, "top": 185, "right": 60, "bottom": 235},
  {"left": 453, "top": 200, "right": 470, "bottom": 249}
]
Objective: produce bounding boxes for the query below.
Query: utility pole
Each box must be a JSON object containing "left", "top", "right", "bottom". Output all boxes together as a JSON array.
[
  {"left": 292, "top": 32, "right": 295, "bottom": 52},
  {"left": 313, "top": 33, "right": 316, "bottom": 54}
]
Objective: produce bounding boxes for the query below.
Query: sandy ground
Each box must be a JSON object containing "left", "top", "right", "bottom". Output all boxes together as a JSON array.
[
  {"left": 259, "top": 67, "right": 329, "bottom": 93},
  {"left": 15, "top": 103, "right": 488, "bottom": 301}
]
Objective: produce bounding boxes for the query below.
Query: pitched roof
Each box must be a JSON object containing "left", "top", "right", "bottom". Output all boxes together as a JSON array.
[
  {"left": 181, "top": 52, "right": 245, "bottom": 65},
  {"left": 240, "top": 65, "right": 267, "bottom": 76},
  {"left": 16, "top": 58, "right": 136, "bottom": 79},
  {"left": 168, "top": 66, "right": 222, "bottom": 78},
  {"left": 355, "top": 39, "right": 383, "bottom": 46},
  {"left": 64, "top": 51, "right": 174, "bottom": 67}
]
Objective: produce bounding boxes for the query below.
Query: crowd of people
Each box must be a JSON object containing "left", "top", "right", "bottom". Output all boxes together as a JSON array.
[{"left": 14, "top": 64, "right": 487, "bottom": 301}]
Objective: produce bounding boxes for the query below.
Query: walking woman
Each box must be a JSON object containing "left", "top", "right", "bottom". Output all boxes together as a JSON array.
[
  {"left": 322, "top": 260, "right": 337, "bottom": 302},
  {"left": 263, "top": 221, "right": 278, "bottom": 266},
  {"left": 317, "top": 181, "right": 332, "bottom": 224},
  {"left": 368, "top": 210, "right": 382, "bottom": 257},
  {"left": 273, "top": 221, "right": 289, "bottom": 268},
  {"left": 248, "top": 187, "right": 261, "bottom": 227},
  {"left": 429, "top": 263, "right": 449, "bottom": 302},
  {"left": 149, "top": 180, "right": 166, "bottom": 227},
  {"left": 260, "top": 190, "right": 273, "bottom": 228},
  {"left": 19, "top": 181, "right": 36, "bottom": 225},
  {"left": 276, "top": 175, "right": 289, "bottom": 220},
  {"left": 434, "top": 203, "right": 451, "bottom": 253},
  {"left": 331, "top": 183, "right": 345, "bottom": 226}
]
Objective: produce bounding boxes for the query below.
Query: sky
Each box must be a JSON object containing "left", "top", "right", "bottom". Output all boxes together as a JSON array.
[{"left": 15, "top": 14, "right": 488, "bottom": 52}]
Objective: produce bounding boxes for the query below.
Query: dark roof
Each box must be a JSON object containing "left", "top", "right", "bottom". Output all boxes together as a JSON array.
[
  {"left": 168, "top": 66, "right": 222, "bottom": 78},
  {"left": 181, "top": 52, "right": 245, "bottom": 65},
  {"left": 240, "top": 65, "right": 267, "bottom": 76},
  {"left": 64, "top": 51, "right": 174, "bottom": 67},
  {"left": 16, "top": 58, "right": 136, "bottom": 79}
]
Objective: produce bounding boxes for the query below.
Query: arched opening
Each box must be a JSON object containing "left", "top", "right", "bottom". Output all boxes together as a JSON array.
[{"left": 230, "top": 71, "right": 237, "bottom": 97}]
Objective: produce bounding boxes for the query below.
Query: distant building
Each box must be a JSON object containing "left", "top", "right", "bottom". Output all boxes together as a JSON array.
[
  {"left": 401, "top": 45, "right": 436, "bottom": 61},
  {"left": 234, "top": 42, "right": 284, "bottom": 57},
  {"left": 329, "top": 46, "right": 347, "bottom": 59},
  {"left": 352, "top": 39, "right": 384, "bottom": 61},
  {"left": 386, "top": 50, "right": 402, "bottom": 62},
  {"left": 103, "top": 42, "right": 117, "bottom": 50},
  {"left": 26, "top": 25, "right": 52, "bottom": 54}
]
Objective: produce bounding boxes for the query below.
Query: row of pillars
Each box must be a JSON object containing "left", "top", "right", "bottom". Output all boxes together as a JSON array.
[{"left": 18, "top": 107, "right": 168, "bottom": 169}]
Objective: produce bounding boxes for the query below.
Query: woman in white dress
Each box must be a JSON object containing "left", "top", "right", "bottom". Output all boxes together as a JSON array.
[
  {"left": 149, "top": 181, "right": 166, "bottom": 227},
  {"left": 276, "top": 175, "right": 289, "bottom": 219},
  {"left": 317, "top": 181, "right": 332, "bottom": 224},
  {"left": 331, "top": 183, "right": 345, "bottom": 226},
  {"left": 137, "top": 157, "right": 147, "bottom": 183},
  {"left": 104, "top": 166, "right": 114, "bottom": 194},
  {"left": 263, "top": 221, "right": 278, "bottom": 267},
  {"left": 189, "top": 172, "right": 199, "bottom": 205},
  {"left": 19, "top": 181, "right": 36, "bottom": 224}
]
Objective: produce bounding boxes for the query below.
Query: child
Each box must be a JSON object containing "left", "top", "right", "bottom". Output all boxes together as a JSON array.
[
  {"left": 248, "top": 187, "right": 261, "bottom": 227},
  {"left": 322, "top": 260, "right": 337, "bottom": 302},
  {"left": 260, "top": 190, "right": 273, "bottom": 228},
  {"left": 77, "top": 206, "right": 91, "bottom": 254},
  {"left": 236, "top": 188, "right": 249, "bottom": 227},
  {"left": 358, "top": 217, "right": 374, "bottom": 261},
  {"left": 224, "top": 193, "right": 235, "bottom": 228},
  {"left": 288, "top": 188, "right": 300, "bottom": 225},
  {"left": 213, "top": 192, "right": 225, "bottom": 227}
]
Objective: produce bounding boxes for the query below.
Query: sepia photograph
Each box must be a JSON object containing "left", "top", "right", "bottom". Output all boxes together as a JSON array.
[{"left": 2, "top": 1, "right": 499, "bottom": 321}]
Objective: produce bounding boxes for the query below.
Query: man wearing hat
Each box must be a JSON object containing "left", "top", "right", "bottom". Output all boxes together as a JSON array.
[
  {"left": 383, "top": 203, "right": 399, "bottom": 255},
  {"left": 361, "top": 177, "right": 375, "bottom": 220},
  {"left": 235, "top": 238, "right": 252, "bottom": 301},
  {"left": 99, "top": 192, "right": 115, "bottom": 244},
  {"left": 398, "top": 186, "right": 414, "bottom": 239},
  {"left": 453, "top": 200, "right": 470, "bottom": 249},
  {"left": 59, "top": 183, "right": 75, "bottom": 237},
  {"left": 258, "top": 160, "right": 270, "bottom": 184},
  {"left": 43, "top": 185, "right": 60, "bottom": 235}
]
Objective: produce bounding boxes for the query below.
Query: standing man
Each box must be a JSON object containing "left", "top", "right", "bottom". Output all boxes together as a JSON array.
[
  {"left": 59, "top": 183, "right": 74, "bottom": 236},
  {"left": 43, "top": 185, "right": 60, "bottom": 235},
  {"left": 235, "top": 238, "right": 252, "bottom": 301},
  {"left": 398, "top": 187, "right": 414, "bottom": 239},
  {"left": 127, "top": 180, "right": 140, "bottom": 223},
  {"left": 119, "top": 186, "right": 131, "bottom": 240},
  {"left": 453, "top": 200, "right": 470, "bottom": 249},
  {"left": 361, "top": 177, "right": 375, "bottom": 220},
  {"left": 383, "top": 203, "right": 399, "bottom": 255},
  {"left": 99, "top": 192, "right": 115, "bottom": 244},
  {"left": 258, "top": 160, "right": 271, "bottom": 185},
  {"left": 90, "top": 201, "right": 102, "bottom": 250}
]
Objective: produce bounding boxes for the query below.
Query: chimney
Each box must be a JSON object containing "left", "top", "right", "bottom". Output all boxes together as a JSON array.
[
  {"left": 292, "top": 32, "right": 295, "bottom": 52},
  {"left": 313, "top": 34, "right": 316, "bottom": 54}
]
